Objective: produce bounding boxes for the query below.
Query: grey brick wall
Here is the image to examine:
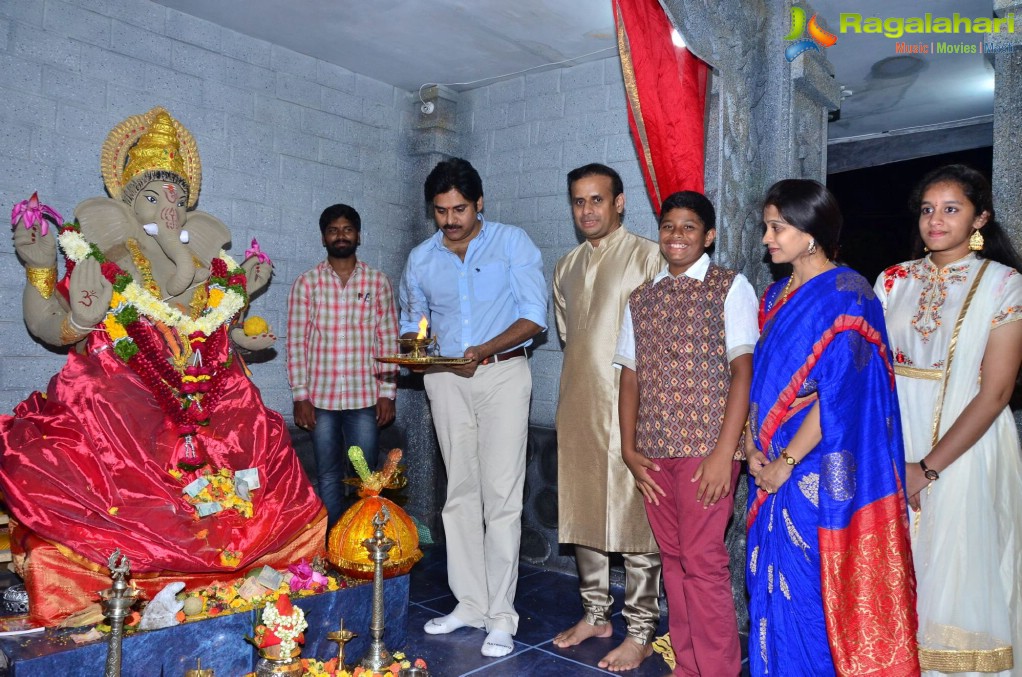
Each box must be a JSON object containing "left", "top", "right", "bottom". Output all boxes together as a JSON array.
[
  {"left": 0, "top": 0, "right": 416, "bottom": 417},
  {"left": 459, "top": 57, "right": 657, "bottom": 427}
]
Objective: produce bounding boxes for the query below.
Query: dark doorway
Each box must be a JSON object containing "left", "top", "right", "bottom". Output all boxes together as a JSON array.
[{"left": 827, "top": 146, "right": 993, "bottom": 284}]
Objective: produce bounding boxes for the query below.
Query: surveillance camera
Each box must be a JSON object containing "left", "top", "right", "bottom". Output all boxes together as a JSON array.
[{"left": 421, "top": 102, "right": 435, "bottom": 114}]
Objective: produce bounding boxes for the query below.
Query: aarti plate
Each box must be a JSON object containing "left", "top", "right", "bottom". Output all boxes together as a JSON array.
[{"left": 375, "top": 355, "right": 473, "bottom": 366}]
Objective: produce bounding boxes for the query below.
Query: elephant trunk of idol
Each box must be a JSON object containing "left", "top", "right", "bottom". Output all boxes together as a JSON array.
[{"left": 153, "top": 206, "right": 195, "bottom": 297}]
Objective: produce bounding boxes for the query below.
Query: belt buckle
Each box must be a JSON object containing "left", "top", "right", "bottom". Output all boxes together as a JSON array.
[
  {"left": 482, "top": 347, "right": 523, "bottom": 366},
  {"left": 482, "top": 351, "right": 505, "bottom": 366}
]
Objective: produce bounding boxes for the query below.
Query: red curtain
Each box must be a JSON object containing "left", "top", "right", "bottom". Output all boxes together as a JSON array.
[{"left": 613, "top": 0, "right": 709, "bottom": 211}]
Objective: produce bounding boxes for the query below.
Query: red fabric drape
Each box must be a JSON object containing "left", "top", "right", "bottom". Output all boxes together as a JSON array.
[{"left": 613, "top": 0, "right": 709, "bottom": 211}]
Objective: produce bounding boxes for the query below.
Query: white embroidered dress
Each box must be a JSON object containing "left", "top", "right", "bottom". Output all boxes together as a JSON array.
[{"left": 875, "top": 253, "right": 1022, "bottom": 676}]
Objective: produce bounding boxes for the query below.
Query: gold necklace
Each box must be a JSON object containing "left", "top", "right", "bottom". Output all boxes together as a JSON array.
[
  {"left": 126, "top": 238, "right": 162, "bottom": 297},
  {"left": 127, "top": 238, "right": 208, "bottom": 318},
  {"left": 780, "top": 274, "right": 797, "bottom": 301},
  {"left": 781, "top": 259, "right": 837, "bottom": 302},
  {"left": 188, "top": 285, "right": 209, "bottom": 319}
]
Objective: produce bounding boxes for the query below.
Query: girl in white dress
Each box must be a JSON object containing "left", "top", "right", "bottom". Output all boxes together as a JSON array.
[{"left": 875, "top": 165, "right": 1022, "bottom": 676}]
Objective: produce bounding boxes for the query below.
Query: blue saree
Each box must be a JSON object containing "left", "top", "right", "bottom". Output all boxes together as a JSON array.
[{"left": 746, "top": 267, "right": 918, "bottom": 676}]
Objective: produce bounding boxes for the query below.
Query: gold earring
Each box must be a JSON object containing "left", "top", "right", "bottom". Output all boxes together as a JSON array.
[
  {"left": 969, "top": 229, "right": 984, "bottom": 251},
  {"left": 807, "top": 238, "right": 818, "bottom": 255}
]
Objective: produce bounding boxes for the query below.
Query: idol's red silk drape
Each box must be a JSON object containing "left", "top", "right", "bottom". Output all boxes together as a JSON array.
[{"left": 613, "top": 0, "right": 709, "bottom": 210}]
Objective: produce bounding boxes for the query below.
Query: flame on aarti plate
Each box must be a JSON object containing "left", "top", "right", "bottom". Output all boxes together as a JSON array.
[{"left": 416, "top": 316, "right": 428, "bottom": 340}]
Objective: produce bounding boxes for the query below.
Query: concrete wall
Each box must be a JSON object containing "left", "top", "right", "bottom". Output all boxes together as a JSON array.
[
  {"left": 0, "top": 0, "right": 416, "bottom": 417},
  {"left": 457, "top": 57, "right": 657, "bottom": 427}
]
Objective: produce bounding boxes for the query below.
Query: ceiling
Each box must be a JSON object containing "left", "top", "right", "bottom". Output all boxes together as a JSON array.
[
  {"left": 156, "top": 0, "right": 996, "bottom": 141},
  {"left": 155, "top": 0, "right": 618, "bottom": 93}
]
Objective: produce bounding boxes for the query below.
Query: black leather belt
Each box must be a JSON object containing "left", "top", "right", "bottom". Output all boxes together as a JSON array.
[{"left": 479, "top": 346, "right": 527, "bottom": 365}]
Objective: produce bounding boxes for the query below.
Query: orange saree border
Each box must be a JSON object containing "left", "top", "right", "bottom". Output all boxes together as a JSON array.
[{"left": 819, "top": 494, "right": 919, "bottom": 676}]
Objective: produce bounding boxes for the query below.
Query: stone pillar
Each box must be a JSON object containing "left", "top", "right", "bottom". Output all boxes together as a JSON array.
[
  {"left": 395, "top": 85, "right": 464, "bottom": 540},
  {"left": 411, "top": 84, "right": 462, "bottom": 234},
  {"left": 989, "top": 2, "right": 1022, "bottom": 251},
  {"left": 987, "top": 2, "right": 1022, "bottom": 434},
  {"left": 664, "top": 0, "right": 838, "bottom": 290},
  {"left": 660, "top": 0, "right": 839, "bottom": 633}
]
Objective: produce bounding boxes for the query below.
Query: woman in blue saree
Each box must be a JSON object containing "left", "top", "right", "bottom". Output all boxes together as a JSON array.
[{"left": 746, "top": 180, "right": 919, "bottom": 676}]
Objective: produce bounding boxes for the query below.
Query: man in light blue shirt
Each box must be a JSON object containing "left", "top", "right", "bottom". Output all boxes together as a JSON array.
[{"left": 399, "top": 157, "right": 546, "bottom": 658}]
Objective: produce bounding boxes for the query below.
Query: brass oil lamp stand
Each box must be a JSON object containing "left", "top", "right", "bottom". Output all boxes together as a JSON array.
[
  {"left": 327, "top": 619, "right": 356, "bottom": 672},
  {"left": 184, "top": 658, "right": 215, "bottom": 676},
  {"left": 359, "top": 507, "right": 395, "bottom": 672},
  {"left": 100, "top": 549, "right": 139, "bottom": 677}
]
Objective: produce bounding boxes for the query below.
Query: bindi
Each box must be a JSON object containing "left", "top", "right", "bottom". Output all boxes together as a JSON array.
[{"left": 162, "top": 184, "right": 178, "bottom": 202}]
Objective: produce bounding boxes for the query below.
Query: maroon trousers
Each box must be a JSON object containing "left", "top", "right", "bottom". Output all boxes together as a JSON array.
[{"left": 644, "top": 457, "right": 741, "bottom": 677}]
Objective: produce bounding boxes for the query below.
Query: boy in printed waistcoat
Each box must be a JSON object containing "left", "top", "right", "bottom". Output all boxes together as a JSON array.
[{"left": 614, "top": 191, "right": 759, "bottom": 676}]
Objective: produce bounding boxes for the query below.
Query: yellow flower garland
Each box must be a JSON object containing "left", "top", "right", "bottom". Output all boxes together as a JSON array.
[{"left": 57, "top": 229, "right": 244, "bottom": 336}]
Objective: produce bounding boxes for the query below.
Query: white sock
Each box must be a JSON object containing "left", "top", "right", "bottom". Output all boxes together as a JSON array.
[
  {"left": 481, "top": 629, "right": 514, "bottom": 657},
  {"left": 423, "top": 613, "right": 468, "bottom": 635}
]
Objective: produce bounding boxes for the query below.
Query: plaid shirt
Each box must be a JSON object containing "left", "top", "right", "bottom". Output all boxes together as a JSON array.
[{"left": 286, "top": 259, "right": 398, "bottom": 410}]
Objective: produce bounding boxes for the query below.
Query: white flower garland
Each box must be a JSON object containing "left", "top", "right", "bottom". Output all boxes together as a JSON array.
[
  {"left": 261, "top": 601, "right": 307, "bottom": 657},
  {"left": 59, "top": 229, "right": 93, "bottom": 261},
  {"left": 57, "top": 229, "right": 245, "bottom": 336}
]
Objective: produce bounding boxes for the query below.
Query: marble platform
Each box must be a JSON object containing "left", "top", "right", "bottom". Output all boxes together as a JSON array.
[{"left": 0, "top": 574, "right": 408, "bottom": 676}]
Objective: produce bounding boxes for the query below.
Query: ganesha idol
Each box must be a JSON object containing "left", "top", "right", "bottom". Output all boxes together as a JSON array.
[{"left": 0, "top": 107, "right": 325, "bottom": 625}]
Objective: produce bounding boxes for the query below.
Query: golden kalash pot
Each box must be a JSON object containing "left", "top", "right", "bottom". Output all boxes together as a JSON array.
[{"left": 327, "top": 448, "right": 422, "bottom": 579}]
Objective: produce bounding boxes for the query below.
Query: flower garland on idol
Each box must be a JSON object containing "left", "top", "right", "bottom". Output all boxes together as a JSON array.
[{"left": 57, "top": 222, "right": 247, "bottom": 472}]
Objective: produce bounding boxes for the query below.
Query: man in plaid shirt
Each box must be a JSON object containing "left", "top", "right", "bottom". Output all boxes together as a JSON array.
[{"left": 286, "top": 203, "right": 399, "bottom": 527}]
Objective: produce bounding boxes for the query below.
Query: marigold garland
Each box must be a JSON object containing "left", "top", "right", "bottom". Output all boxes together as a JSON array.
[
  {"left": 299, "top": 653, "right": 427, "bottom": 676},
  {"left": 175, "top": 564, "right": 342, "bottom": 624},
  {"left": 58, "top": 228, "right": 247, "bottom": 339}
]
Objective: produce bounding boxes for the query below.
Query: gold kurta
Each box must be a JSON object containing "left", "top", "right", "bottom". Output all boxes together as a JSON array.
[{"left": 554, "top": 226, "right": 662, "bottom": 552}]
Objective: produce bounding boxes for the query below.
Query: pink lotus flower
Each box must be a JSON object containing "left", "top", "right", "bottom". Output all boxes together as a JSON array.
[
  {"left": 287, "top": 559, "right": 328, "bottom": 591},
  {"left": 244, "top": 238, "right": 271, "bottom": 265},
  {"left": 11, "top": 192, "right": 63, "bottom": 237}
]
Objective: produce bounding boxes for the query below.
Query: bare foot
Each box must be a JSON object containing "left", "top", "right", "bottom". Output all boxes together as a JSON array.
[
  {"left": 552, "top": 618, "right": 613, "bottom": 648},
  {"left": 598, "top": 637, "right": 653, "bottom": 672}
]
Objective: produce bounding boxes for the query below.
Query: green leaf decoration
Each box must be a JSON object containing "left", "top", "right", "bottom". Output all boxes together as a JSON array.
[{"left": 347, "top": 446, "right": 371, "bottom": 482}]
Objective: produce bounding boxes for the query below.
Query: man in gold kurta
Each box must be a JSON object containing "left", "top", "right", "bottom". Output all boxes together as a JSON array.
[{"left": 552, "top": 163, "right": 663, "bottom": 672}]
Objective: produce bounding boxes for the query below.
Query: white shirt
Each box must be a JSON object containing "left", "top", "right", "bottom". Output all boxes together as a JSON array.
[{"left": 613, "top": 254, "right": 759, "bottom": 369}]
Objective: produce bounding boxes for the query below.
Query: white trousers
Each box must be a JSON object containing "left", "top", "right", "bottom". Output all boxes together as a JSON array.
[{"left": 423, "top": 357, "right": 531, "bottom": 634}]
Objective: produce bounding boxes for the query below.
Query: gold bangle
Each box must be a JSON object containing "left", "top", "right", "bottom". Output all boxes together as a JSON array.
[
  {"left": 781, "top": 450, "right": 799, "bottom": 466},
  {"left": 26, "top": 266, "right": 57, "bottom": 300},
  {"left": 59, "top": 316, "right": 85, "bottom": 345}
]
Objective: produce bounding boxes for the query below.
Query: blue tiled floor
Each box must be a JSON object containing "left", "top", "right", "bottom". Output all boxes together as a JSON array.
[{"left": 402, "top": 547, "right": 751, "bottom": 676}]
